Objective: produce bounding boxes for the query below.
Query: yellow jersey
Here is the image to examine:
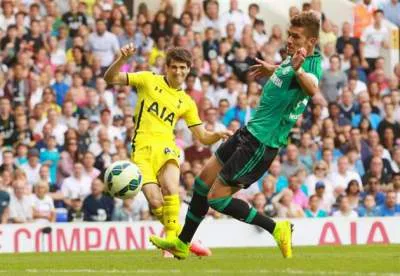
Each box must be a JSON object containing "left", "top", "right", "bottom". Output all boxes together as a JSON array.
[{"left": 127, "top": 71, "right": 202, "bottom": 148}]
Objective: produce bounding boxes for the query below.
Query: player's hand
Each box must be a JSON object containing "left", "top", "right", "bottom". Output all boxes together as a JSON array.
[
  {"left": 120, "top": 43, "right": 136, "bottom": 59},
  {"left": 292, "top": 48, "right": 306, "bottom": 72},
  {"left": 218, "top": 130, "right": 233, "bottom": 141},
  {"left": 248, "top": 58, "right": 276, "bottom": 79}
]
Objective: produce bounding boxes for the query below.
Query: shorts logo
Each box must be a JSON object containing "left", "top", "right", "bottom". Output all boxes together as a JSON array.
[{"left": 164, "top": 147, "right": 180, "bottom": 158}]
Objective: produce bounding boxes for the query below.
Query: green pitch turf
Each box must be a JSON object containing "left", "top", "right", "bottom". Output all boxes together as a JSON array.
[{"left": 0, "top": 245, "right": 399, "bottom": 275}]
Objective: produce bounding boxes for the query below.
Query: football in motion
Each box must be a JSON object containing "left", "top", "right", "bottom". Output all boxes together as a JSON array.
[{"left": 104, "top": 160, "right": 143, "bottom": 199}]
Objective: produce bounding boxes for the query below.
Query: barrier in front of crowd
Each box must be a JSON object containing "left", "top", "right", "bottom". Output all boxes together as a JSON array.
[{"left": 0, "top": 217, "right": 398, "bottom": 253}]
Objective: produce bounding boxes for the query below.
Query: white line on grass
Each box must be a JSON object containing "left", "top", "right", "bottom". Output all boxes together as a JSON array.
[{"left": 18, "top": 269, "right": 400, "bottom": 275}]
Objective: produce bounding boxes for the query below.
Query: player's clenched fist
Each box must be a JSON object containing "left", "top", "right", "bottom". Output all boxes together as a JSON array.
[
  {"left": 120, "top": 43, "right": 136, "bottom": 59},
  {"left": 291, "top": 47, "right": 307, "bottom": 71}
]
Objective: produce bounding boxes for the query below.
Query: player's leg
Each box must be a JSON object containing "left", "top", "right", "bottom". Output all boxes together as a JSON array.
[
  {"left": 177, "top": 155, "right": 222, "bottom": 244},
  {"left": 131, "top": 146, "right": 164, "bottom": 225},
  {"left": 177, "top": 129, "right": 242, "bottom": 245},
  {"left": 142, "top": 184, "right": 164, "bottom": 221},
  {"left": 157, "top": 160, "right": 181, "bottom": 240},
  {"left": 208, "top": 137, "right": 292, "bottom": 258},
  {"left": 150, "top": 156, "right": 222, "bottom": 259}
]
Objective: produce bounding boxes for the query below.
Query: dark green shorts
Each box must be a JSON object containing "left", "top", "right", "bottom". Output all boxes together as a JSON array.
[{"left": 215, "top": 127, "right": 279, "bottom": 189}]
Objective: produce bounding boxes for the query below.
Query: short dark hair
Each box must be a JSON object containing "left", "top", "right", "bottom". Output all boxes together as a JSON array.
[
  {"left": 374, "top": 9, "right": 384, "bottom": 16},
  {"left": 290, "top": 12, "right": 320, "bottom": 38},
  {"left": 166, "top": 47, "right": 192, "bottom": 67},
  {"left": 249, "top": 3, "right": 259, "bottom": 11},
  {"left": 329, "top": 54, "right": 341, "bottom": 63}
]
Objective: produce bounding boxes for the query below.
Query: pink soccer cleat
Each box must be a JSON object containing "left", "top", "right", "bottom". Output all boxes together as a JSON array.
[{"left": 189, "top": 240, "right": 212, "bottom": 257}]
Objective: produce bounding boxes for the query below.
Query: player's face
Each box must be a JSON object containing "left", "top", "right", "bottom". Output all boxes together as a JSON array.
[
  {"left": 286, "top": 26, "right": 315, "bottom": 56},
  {"left": 166, "top": 60, "right": 190, "bottom": 86}
]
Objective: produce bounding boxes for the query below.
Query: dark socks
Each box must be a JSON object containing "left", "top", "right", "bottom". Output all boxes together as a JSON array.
[
  {"left": 221, "top": 198, "right": 276, "bottom": 234},
  {"left": 178, "top": 178, "right": 209, "bottom": 243}
]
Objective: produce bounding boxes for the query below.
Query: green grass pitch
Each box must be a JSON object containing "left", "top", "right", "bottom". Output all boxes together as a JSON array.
[{"left": 0, "top": 245, "right": 399, "bottom": 275}]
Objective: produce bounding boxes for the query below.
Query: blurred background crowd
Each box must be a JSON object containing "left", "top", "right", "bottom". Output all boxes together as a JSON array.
[{"left": 0, "top": 0, "right": 399, "bottom": 224}]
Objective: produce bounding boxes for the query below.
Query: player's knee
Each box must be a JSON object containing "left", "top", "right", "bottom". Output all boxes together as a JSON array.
[
  {"left": 193, "top": 176, "right": 211, "bottom": 197},
  {"left": 161, "top": 183, "right": 178, "bottom": 195},
  {"left": 207, "top": 195, "right": 232, "bottom": 213},
  {"left": 148, "top": 198, "right": 163, "bottom": 210}
]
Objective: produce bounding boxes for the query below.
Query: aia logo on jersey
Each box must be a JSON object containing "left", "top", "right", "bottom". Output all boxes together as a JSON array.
[{"left": 147, "top": 101, "right": 175, "bottom": 125}]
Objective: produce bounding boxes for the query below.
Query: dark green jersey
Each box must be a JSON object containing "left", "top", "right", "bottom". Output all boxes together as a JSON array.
[{"left": 247, "top": 51, "right": 322, "bottom": 148}]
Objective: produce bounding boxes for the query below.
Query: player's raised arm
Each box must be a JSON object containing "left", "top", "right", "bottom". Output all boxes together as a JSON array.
[
  {"left": 189, "top": 124, "right": 232, "bottom": 145},
  {"left": 103, "top": 43, "right": 136, "bottom": 85}
]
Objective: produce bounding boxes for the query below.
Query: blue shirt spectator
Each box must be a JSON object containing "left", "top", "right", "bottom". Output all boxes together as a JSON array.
[
  {"left": 380, "top": 0, "right": 400, "bottom": 26},
  {"left": 360, "top": 176, "right": 386, "bottom": 206},
  {"left": 352, "top": 102, "right": 381, "bottom": 130},
  {"left": 305, "top": 195, "right": 328, "bottom": 218},
  {"left": 51, "top": 71, "right": 70, "bottom": 106},
  {"left": 376, "top": 191, "right": 400, "bottom": 216},
  {"left": 223, "top": 94, "right": 255, "bottom": 127},
  {"left": 39, "top": 136, "right": 60, "bottom": 187},
  {"left": 358, "top": 194, "right": 380, "bottom": 217}
]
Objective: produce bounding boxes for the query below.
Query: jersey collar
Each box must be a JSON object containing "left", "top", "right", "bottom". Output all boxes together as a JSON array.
[{"left": 163, "top": 76, "right": 183, "bottom": 91}]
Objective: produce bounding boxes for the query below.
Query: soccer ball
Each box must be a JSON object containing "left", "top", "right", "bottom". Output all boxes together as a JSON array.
[{"left": 104, "top": 160, "right": 143, "bottom": 199}]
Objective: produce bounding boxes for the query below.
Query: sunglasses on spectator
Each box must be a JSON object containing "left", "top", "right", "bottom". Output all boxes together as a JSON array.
[{"left": 316, "top": 167, "right": 326, "bottom": 170}]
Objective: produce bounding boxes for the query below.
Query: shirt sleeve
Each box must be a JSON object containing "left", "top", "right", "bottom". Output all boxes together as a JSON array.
[
  {"left": 126, "top": 71, "right": 152, "bottom": 90},
  {"left": 182, "top": 97, "right": 202, "bottom": 128},
  {"left": 303, "top": 56, "right": 323, "bottom": 82}
]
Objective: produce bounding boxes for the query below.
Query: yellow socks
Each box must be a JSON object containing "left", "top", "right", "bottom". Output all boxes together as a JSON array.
[
  {"left": 152, "top": 206, "right": 163, "bottom": 222},
  {"left": 163, "top": 194, "right": 180, "bottom": 240}
]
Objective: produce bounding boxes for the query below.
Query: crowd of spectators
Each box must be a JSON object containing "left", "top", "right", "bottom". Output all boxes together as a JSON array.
[{"left": 0, "top": 0, "right": 399, "bottom": 225}]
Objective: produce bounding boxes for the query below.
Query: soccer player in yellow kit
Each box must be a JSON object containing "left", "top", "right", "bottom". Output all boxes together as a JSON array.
[{"left": 104, "top": 44, "right": 230, "bottom": 256}]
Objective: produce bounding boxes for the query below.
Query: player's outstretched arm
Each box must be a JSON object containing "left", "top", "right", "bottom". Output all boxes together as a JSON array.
[
  {"left": 104, "top": 43, "right": 136, "bottom": 85},
  {"left": 248, "top": 58, "right": 279, "bottom": 79},
  {"left": 292, "top": 48, "right": 319, "bottom": 97},
  {"left": 190, "top": 124, "right": 232, "bottom": 145}
]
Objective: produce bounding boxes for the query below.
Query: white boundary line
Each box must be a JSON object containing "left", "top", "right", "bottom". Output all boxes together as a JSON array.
[{"left": 2, "top": 269, "right": 395, "bottom": 275}]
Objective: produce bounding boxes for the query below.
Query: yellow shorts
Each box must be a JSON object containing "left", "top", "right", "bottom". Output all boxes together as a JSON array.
[{"left": 131, "top": 142, "right": 181, "bottom": 185}]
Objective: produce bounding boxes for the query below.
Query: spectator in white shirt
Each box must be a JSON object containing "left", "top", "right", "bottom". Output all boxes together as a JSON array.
[
  {"left": 219, "top": 0, "right": 251, "bottom": 40},
  {"left": 0, "top": 1, "right": 15, "bottom": 32},
  {"left": 20, "top": 148, "right": 41, "bottom": 188},
  {"left": 391, "top": 147, "right": 400, "bottom": 173},
  {"left": 305, "top": 160, "right": 334, "bottom": 196},
  {"left": 61, "top": 162, "right": 92, "bottom": 207},
  {"left": 112, "top": 192, "right": 150, "bottom": 222},
  {"left": 32, "top": 180, "right": 55, "bottom": 223},
  {"left": 92, "top": 108, "right": 123, "bottom": 144},
  {"left": 59, "top": 100, "right": 78, "bottom": 129},
  {"left": 252, "top": 19, "right": 268, "bottom": 49},
  {"left": 88, "top": 19, "right": 119, "bottom": 69},
  {"left": 328, "top": 156, "right": 363, "bottom": 196},
  {"left": 47, "top": 108, "right": 68, "bottom": 146},
  {"left": 314, "top": 181, "right": 336, "bottom": 213},
  {"left": 201, "top": 0, "right": 221, "bottom": 32},
  {"left": 9, "top": 180, "right": 33, "bottom": 223},
  {"left": 82, "top": 151, "right": 100, "bottom": 181},
  {"left": 204, "top": 107, "right": 227, "bottom": 153},
  {"left": 332, "top": 196, "right": 359, "bottom": 218},
  {"left": 360, "top": 9, "right": 389, "bottom": 71}
]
